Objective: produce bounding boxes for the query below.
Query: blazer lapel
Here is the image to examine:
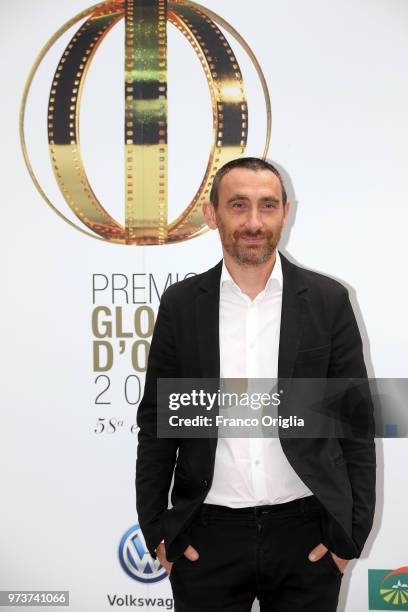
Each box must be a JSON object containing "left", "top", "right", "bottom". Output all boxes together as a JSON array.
[
  {"left": 278, "top": 253, "right": 308, "bottom": 378},
  {"left": 195, "top": 260, "right": 222, "bottom": 458},
  {"left": 195, "top": 260, "right": 222, "bottom": 379}
]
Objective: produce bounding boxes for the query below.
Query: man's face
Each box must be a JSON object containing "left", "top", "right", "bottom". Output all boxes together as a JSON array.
[{"left": 204, "top": 168, "right": 289, "bottom": 266}]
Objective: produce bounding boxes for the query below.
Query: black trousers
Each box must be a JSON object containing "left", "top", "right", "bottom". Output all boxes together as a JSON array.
[{"left": 168, "top": 495, "right": 344, "bottom": 612}]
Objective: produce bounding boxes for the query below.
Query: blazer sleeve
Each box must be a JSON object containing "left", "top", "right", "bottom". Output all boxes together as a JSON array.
[
  {"left": 135, "top": 289, "right": 179, "bottom": 558},
  {"left": 328, "top": 288, "right": 376, "bottom": 558}
]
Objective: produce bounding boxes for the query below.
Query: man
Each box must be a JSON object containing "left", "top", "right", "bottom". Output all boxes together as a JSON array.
[{"left": 136, "top": 157, "right": 376, "bottom": 611}]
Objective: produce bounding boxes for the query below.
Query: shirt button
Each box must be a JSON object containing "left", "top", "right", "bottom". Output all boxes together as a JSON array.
[{"left": 255, "top": 460, "right": 260, "bottom": 466}]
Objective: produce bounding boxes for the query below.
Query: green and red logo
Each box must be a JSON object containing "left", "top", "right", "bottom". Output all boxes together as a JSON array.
[{"left": 369, "top": 567, "right": 408, "bottom": 610}]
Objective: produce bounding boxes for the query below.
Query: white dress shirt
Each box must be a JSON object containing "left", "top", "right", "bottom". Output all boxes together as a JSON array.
[{"left": 204, "top": 250, "right": 313, "bottom": 507}]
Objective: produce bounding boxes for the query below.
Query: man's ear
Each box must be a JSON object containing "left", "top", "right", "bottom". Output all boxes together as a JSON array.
[{"left": 202, "top": 201, "right": 218, "bottom": 229}]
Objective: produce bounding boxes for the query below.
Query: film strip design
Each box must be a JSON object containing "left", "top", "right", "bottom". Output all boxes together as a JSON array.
[{"left": 21, "top": 0, "right": 271, "bottom": 244}]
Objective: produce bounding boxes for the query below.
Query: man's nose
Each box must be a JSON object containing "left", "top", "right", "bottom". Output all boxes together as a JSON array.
[{"left": 245, "top": 208, "right": 263, "bottom": 232}]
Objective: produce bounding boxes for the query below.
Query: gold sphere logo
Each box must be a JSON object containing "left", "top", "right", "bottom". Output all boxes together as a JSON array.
[{"left": 20, "top": 0, "right": 271, "bottom": 244}]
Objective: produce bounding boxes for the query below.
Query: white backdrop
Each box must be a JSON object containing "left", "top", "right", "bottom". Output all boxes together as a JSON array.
[{"left": 2, "top": 1, "right": 408, "bottom": 610}]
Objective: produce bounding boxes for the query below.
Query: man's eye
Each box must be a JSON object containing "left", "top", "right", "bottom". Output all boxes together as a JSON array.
[
  {"left": 232, "top": 202, "right": 245, "bottom": 208},
  {"left": 262, "top": 202, "right": 277, "bottom": 209}
]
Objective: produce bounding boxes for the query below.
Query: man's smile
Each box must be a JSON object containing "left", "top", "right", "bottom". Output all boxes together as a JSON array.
[{"left": 239, "top": 235, "right": 266, "bottom": 245}]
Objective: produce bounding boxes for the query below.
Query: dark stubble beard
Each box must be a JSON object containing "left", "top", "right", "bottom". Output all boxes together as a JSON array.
[{"left": 217, "top": 217, "right": 284, "bottom": 266}]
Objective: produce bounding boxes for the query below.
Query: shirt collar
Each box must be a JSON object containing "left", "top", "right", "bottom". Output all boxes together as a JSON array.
[{"left": 220, "top": 250, "right": 283, "bottom": 295}]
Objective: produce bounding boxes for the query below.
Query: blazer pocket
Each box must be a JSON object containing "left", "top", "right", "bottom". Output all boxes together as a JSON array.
[{"left": 296, "top": 343, "right": 331, "bottom": 363}]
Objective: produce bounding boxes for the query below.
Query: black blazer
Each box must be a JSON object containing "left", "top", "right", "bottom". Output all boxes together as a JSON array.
[{"left": 136, "top": 252, "right": 376, "bottom": 562}]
